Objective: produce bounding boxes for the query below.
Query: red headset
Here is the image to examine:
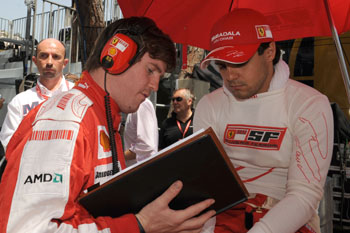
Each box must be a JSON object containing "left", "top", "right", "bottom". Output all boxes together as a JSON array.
[{"left": 100, "top": 32, "right": 139, "bottom": 75}]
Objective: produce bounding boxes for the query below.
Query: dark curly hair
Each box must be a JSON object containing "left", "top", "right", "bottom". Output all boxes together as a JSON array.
[{"left": 84, "top": 17, "right": 176, "bottom": 73}]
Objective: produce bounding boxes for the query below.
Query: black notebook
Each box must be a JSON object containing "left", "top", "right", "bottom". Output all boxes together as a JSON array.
[{"left": 78, "top": 127, "right": 249, "bottom": 218}]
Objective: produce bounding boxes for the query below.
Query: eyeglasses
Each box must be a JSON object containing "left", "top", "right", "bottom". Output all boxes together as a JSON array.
[{"left": 172, "top": 97, "right": 183, "bottom": 102}]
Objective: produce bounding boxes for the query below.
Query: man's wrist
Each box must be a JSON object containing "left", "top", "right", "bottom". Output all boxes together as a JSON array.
[
  {"left": 124, "top": 149, "right": 136, "bottom": 160},
  {"left": 135, "top": 215, "right": 146, "bottom": 233}
]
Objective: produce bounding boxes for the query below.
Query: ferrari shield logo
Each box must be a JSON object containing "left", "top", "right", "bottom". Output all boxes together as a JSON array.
[
  {"left": 227, "top": 130, "right": 235, "bottom": 139},
  {"left": 111, "top": 37, "right": 119, "bottom": 46},
  {"left": 255, "top": 25, "right": 273, "bottom": 39},
  {"left": 257, "top": 27, "right": 266, "bottom": 37}
]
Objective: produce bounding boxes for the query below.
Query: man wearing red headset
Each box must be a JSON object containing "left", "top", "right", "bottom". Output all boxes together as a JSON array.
[{"left": 0, "top": 17, "right": 215, "bottom": 233}]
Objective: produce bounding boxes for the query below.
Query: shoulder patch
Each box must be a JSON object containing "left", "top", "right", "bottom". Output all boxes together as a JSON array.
[{"left": 34, "top": 89, "right": 93, "bottom": 124}]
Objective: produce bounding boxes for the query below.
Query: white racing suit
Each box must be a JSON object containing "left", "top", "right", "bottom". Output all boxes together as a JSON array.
[
  {"left": 0, "top": 76, "right": 74, "bottom": 150},
  {"left": 195, "top": 60, "right": 334, "bottom": 233},
  {"left": 0, "top": 71, "right": 140, "bottom": 233}
]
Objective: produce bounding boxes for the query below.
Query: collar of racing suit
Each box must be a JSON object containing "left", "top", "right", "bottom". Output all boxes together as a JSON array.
[{"left": 75, "top": 71, "right": 122, "bottom": 131}]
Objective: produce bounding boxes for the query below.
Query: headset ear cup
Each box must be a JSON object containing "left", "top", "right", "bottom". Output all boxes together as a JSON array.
[{"left": 100, "top": 33, "right": 138, "bottom": 74}]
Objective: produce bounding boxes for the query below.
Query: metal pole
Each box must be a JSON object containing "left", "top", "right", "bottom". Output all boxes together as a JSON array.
[
  {"left": 40, "top": 2, "right": 45, "bottom": 41},
  {"left": 76, "top": 25, "right": 80, "bottom": 63},
  {"left": 105, "top": 0, "right": 110, "bottom": 25},
  {"left": 56, "top": 7, "right": 61, "bottom": 38},
  {"left": 24, "top": 2, "right": 32, "bottom": 77},
  {"left": 43, "top": 0, "right": 75, "bottom": 10},
  {"left": 323, "top": 0, "right": 350, "bottom": 104},
  {"left": 9, "top": 20, "right": 13, "bottom": 40},
  {"left": 48, "top": 3, "right": 53, "bottom": 37},
  {"left": 66, "top": 8, "right": 73, "bottom": 73},
  {"left": 29, "top": 0, "right": 37, "bottom": 74}
]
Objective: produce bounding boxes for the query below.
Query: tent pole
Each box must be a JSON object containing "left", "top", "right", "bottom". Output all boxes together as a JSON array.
[{"left": 323, "top": 0, "right": 350, "bottom": 105}]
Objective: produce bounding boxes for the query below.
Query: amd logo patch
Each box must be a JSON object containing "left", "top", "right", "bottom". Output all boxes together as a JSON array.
[
  {"left": 224, "top": 124, "right": 286, "bottom": 150},
  {"left": 24, "top": 173, "right": 63, "bottom": 184}
]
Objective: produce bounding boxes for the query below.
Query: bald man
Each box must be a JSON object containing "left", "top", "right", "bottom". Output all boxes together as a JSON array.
[{"left": 0, "top": 38, "right": 74, "bottom": 150}]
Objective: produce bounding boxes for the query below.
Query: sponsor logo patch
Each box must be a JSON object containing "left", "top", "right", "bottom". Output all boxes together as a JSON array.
[
  {"left": 255, "top": 25, "right": 273, "bottom": 39},
  {"left": 19, "top": 162, "right": 67, "bottom": 195},
  {"left": 224, "top": 124, "right": 286, "bottom": 150},
  {"left": 111, "top": 37, "right": 119, "bottom": 46},
  {"left": 98, "top": 126, "right": 112, "bottom": 159},
  {"left": 77, "top": 82, "right": 89, "bottom": 89},
  {"left": 24, "top": 172, "right": 63, "bottom": 184},
  {"left": 94, "top": 163, "right": 120, "bottom": 185},
  {"left": 29, "top": 130, "right": 74, "bottom": 141},
  {"left": 110, "top": 36, "right": 129, "bottom": 52},
  {"left": 108, "top": 47, "right": 117, "bottom": 56},
  {"left": 23, "top": 101, "right": 39, "bottom": 115},
  {"left": 57, "top": 93, "right": 74, "bottom": 110},
  {"left": 100, "top": 130, "right": 110, "bottom": 152},
  {"left": 211, "top": 31, "right": 241, "bottom": 44}
]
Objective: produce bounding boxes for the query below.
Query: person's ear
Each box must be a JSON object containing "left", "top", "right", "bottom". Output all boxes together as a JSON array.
[
  {"left": 63, "top": 58, "right": 69, "bottom": 67},
  {"left": 32, "top": 56, "right": 37, "bottom": 65},
  {"left": 188, "top": 98, "right": 193, "bottom": 105},
  {"left": 265, "top": 42, "right": 276, "bottom": 62}
]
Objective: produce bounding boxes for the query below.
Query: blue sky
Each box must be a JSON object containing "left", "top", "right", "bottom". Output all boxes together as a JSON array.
[{"left": 0, "top": 0, "right": 72, "bottom": 20}]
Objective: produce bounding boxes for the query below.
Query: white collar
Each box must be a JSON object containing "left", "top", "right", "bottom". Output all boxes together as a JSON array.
[
  {"left": 268, "top": 59, "right": 290, "bottom": 91},
  {"left": 37, "top": 75, "right": 67, "bottom": 97}
]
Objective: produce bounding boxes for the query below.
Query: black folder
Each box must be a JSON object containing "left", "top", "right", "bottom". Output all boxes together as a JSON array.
[{"left": 78, "top": 127, "right": 249, "bottom": 218}]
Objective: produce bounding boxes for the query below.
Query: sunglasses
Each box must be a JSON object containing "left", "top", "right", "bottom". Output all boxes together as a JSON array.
[{"left": 172, "top": 97, "right": 183, "bottom": 102}]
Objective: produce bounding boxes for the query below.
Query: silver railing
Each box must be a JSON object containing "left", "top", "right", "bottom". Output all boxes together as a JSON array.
[
  {"left": 0, "top": 0, "right": 123, "bottom": 75},
  {"left": 0, "top": 17, "right": 26, "bottom": 42},
  {"left": 28, "top": 0, "right": 77, "bottom": 73}
]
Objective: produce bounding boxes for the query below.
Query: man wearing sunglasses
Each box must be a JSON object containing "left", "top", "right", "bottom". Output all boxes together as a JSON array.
[{"left": 159, "top": 88, "right": 195, "bottom": 149}]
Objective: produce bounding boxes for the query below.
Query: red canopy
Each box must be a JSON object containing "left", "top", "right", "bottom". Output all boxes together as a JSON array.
[{"left": 118, "top": 0, "right": 350, "bottom": 50}]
